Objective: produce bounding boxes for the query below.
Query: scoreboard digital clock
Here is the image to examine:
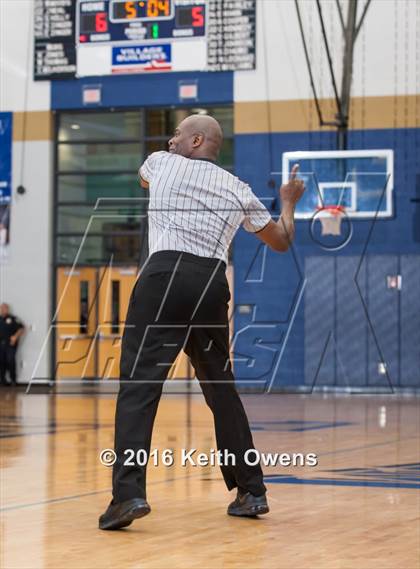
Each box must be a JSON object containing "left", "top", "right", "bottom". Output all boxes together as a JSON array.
[
  {"left": 33, "top": 0, "right": 256, "bottom": 80},
  {"left": 110, "top": 0, "right": 174, "bottom": 22}
]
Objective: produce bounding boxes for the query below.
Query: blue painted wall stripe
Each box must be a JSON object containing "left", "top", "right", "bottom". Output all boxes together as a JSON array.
[{"left": 51, "top": 71, "right": 233, "bottom": 110}]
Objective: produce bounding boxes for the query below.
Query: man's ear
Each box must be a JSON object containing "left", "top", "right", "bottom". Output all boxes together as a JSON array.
[
  {"left": 192, "top": 133, "right": 204, "bottom": 148},
  {"left": 139, "top": 176, "right": 149, "bottom": 189}
]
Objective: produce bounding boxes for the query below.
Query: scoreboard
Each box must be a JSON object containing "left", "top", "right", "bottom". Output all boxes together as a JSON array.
[
  {"left": 34, "top": 0, "right": 256, "bottom": 80},
  {"left": 34, "top": 0, "right": 77, "bottom": 80}
]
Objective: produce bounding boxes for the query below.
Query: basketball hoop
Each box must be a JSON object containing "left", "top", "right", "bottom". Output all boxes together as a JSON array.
[{"left": 315, "top": 205, "right": 346, "bottom": 236}]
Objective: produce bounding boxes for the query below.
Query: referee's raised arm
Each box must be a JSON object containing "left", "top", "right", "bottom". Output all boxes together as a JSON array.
[{"left": 254, "top": 164, "right": 305, "bottom": 252}]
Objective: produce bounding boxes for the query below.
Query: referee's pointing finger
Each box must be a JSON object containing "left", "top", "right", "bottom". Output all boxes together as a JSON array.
[{"left": 290, "top": 164, "right": 299, "bottom": 179}]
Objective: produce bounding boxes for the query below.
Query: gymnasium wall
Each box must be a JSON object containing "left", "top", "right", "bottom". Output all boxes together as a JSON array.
[
  {"left": 233, "top": 127, "right": 419, "bottom": 391},
  {"left": 231, "top": 0, "right": 419, "bottom": 391},
  {"left": 235, "top": 0, "right": 417, "bottom": 103},
  {"left": 0, "top": 0, "right": 418, "bottom": 385},
  {"left": 0, "top": 0, "right": 52, "bottom": 381}
]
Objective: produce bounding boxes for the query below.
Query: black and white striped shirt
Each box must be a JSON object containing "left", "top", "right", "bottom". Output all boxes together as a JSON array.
[{"left": 140, "top": 151, "right": 271, "bottom": 263}]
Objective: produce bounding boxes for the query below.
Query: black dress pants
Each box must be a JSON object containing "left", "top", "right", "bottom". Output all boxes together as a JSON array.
[
  {"left": 0, "top": 341, "right": 16, "bottom": 384},
  {"left": 112, "top": 250, "right": 266, "bottom": 502}
]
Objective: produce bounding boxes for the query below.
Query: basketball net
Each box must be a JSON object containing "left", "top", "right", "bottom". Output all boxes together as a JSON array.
[{"left": 316, "top": 205, "right": 345, "bottom": 236}]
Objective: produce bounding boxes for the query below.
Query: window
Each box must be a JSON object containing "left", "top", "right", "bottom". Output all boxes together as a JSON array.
[
  {"left": 111, "top": 281, "right": 120, "bottom": 334},
  {"left": 58, "top": 143, "right": 142, "bottom": 172},
  {"left": 79, "top": 281, "right": 89, "bottom": 334},
  {"left": 55, "top": 106, "right": 234, "bottom": 266},
  {"left": 57, "top": 174, "right": 139, "bottom": 203},
  {"left": 58, "top": 112, "right": 141, "bottom": 142}
]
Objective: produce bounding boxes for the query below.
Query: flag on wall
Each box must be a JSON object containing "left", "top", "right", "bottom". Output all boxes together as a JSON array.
[{"left": 0, "top": 112, "right": 12, "bottom": 264}]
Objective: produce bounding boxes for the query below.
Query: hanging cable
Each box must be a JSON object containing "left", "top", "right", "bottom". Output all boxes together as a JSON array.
[
  {"left": 260, "top": 0, "right": 277, "bottom": 210},
  {"left": 19, "top": 0, "right": 34, "bottom": 188},
  {"left": 329, "top": 1, "right": 337, "bottom": 149},
  {"left": 261, "top": 0, "right": 274, "bottom": 176},
  {"left": 355, "top": 0, "right": 372, "bottom": 38},
  {"left": 296, "top": 0, "right": 326, "bottom": 128},
  {"left": 294, "top": 0, "right": 338, "bottom": 128},
  {"left": 361, "top": 13, "right": 366, "bottom": 148},
  {"left": 296, "top": 0, "right": 373, "bottom": 147},
  {"left": 315, "top": 0, "right": 343, "bottom": 124},
  {"left": 334, "top": 0, "right": 345, "bottom": 32}
]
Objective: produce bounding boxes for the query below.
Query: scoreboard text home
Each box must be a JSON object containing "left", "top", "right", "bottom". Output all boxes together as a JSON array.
[{"left": 34, "top": 0, "right": 256, "bottom": 80}]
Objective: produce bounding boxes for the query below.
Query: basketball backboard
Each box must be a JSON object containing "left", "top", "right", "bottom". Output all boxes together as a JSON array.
[{"left": 282, "top": 150, "right": 394, "bottom": 219}]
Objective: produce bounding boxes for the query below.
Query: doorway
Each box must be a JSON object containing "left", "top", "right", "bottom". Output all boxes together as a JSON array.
[{"left": 55, "top": 266, "right": 190, "bottom": 380}]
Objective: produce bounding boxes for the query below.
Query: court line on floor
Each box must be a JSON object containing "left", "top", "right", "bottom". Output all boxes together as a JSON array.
[
  {"left": 1, "top": 489, "right": 120, "bottom": 512},
  {"left": 0, "top": 420, "right": 389, "bottom": 439},
  {"left": 0, "top": 472, "right": 205, "bottom": 513},
  {"left": 0, "top": 421, "right": 191, "bottom": 438},
  {"left": 315, "top": 434, "right": 419, "bottom": 458},
  {"left": 3, "top": 434, "right": 418, "bottom": 511},
  {"left": 0, "top": 422, "right": 116, "bottom": 439},
  {"left": 264, "top": 474, "right": 420, "bottom": 490},
  {"left": 0, "top": 427, "right": 105, "bottom": 439}
]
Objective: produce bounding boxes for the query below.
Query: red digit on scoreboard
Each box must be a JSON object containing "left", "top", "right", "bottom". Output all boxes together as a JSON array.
[
  {"left": 95, "top": 12, "right": 108, "bottom": 32},
  {"left": 192, "top": 6, "right": 204, "bottom": 27}
]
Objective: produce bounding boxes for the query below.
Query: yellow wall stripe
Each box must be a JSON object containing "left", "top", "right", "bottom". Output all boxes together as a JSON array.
[
  {"left": 10, "top": 95, "right": 419, "bottom": 140},
  {"left": 13, "top": 111, "right": 53, "bottom": 142},
  {"left": 235, "top": 95, "right": 419, "bottom": 134}
]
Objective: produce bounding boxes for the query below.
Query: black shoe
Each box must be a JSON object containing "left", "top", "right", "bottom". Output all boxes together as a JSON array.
[
  {"left": 99, "top": 498, "right": 151, "bottom": 530},
  {"left": 227, "top": 490, "right": 269, "bottom": 517}
]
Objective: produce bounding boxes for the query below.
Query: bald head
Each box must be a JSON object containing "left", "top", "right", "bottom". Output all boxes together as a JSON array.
[
  {"left": 168, "top": 114, "right": 223, "bottom": 161},
  {"left": 180, "top": 115, "right": 223, "bottom": 146},
  {"left": 0, "top": 303, "right": 9, "bottom": 317}
]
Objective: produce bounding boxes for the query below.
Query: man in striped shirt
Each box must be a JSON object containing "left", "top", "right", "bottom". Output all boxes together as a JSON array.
[{"left": 99, "top": 114, "right": 304, "bottom": 530}]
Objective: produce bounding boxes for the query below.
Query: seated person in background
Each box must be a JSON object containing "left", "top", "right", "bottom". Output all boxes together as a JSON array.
[{"left": 0, "top": 303, "right": 25, "bottom": 386}]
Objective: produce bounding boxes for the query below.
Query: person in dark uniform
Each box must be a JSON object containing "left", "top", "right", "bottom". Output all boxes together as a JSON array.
[{"left": 0, "top": 303, "right": 25, "bottom": 386}]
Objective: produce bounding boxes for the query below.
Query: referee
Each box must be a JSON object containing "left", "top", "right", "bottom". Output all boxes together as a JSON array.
[{"left": 99, "top": 114, "right": 304, "bottom": 530}]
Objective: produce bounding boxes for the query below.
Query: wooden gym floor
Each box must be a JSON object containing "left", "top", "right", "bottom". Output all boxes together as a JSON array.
[{"left": 1, "top": 388, "right": 419, "bottom": 569}]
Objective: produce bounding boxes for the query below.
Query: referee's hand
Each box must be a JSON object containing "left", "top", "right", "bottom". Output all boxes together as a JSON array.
[{"left": 280, "top": 164, "right": 305, "bottom": 206}]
